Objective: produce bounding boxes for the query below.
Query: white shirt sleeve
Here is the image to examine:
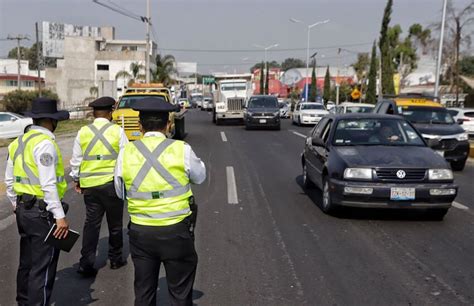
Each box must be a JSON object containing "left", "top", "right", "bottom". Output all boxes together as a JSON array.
[
  {"left": 119, "top": 128, "right": 129, "bottom": 150},
  {"left": 34, "top": 140, "right": 65, "bottom": 219},
  {"left": 69, "top": 132, "right": 82, "bottom": 181},
  {"left": 114, "top": 148, "right": 125, "bottom": 199},
  {"left": 4, "top": 154, "right": 17, "bottom": 209},
  {"left": 184, "top": 144, "right": 206, "bottom": 185}
]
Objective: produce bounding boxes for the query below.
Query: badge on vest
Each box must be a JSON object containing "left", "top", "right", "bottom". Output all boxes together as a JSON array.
[
  {"left": 151, "top": 191, "right": 163, "bottom": 199},
  {"left": 16, "top": 176, "right": 21, "bottom": 183},
  {"left": 96, "top": 155, "right": 102, "bottom": 160}
]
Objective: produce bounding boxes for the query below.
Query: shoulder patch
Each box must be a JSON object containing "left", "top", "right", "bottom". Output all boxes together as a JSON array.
[{"left": 40, "top": 153, "right": 54, "bottom": 167}]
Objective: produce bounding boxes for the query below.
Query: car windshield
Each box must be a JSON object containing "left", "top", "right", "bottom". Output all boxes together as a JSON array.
[
  {"left": 333, "top": 118, "right": 425, "bottom": 146},
  {"left": 399, "top": 106, "right": 455, "bottom": 124},
  {"left": 302, "top": 104, "right": 324, "bottom": 110},
  {"left": 118, "top": 95, "right": 167, "bottom": 109},
  {"left": 346, "top": 106, "right": 374, "bottom": 113},
  {"left": 248, "top": 97, "right": 278, "bottom": 108},
  {"left": 221, "top": 83, "right": 246, "bottom": 91}
]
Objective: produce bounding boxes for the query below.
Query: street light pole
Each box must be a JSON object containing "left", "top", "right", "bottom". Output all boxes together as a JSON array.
[
  {"left": 145, "top": 0, "right": 151, "bottom": 83},
  {"left": 434, "top": 0, "right": 447, "bottom": 99},
  {"left": 254, "top": 43, "right": 278, "bottom": 95}
]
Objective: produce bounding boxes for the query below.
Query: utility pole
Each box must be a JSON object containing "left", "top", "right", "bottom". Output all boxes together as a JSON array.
[
  {"left": 7, "top": 34, "right": 29, "bottom": 90},
  {"left": 435, "top": 0, "right": 448, "bottom": 100},
  {"left": 145, "top": 0, "right": 151, "bottom": 83},
  {"left": 35, "top": 22, "right": 42, "bottom": 96}
]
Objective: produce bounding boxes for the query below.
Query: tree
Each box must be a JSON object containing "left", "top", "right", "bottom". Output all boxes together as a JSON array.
[
  {"left": 250, "top": 61, "right": 280, "bottom": 73},
  {"left": 460, "top": 56, "right": 474, "bottom": 76},
  {"left": 379, "top": 0, "right": 395, "bottom": 95},
  {"left": 352, "top": 53, "right": 370, "bottom": 96},
  {"left": 115, "top": 62, "right": 145, "bottom": 86},
  {"left": 7, "top": 43, "right": 57, "bottom": 70},
  {"left": 408, "top": 23, "right": 432, "bottom": 54},
  {"left": 89, "top": 86, "right": 98, "bottom": 98},
  {"left": 152, "top": 54, "right": 177, "bottom": 86},
  {"left": 323, "top": 66, "right": 331, "bottom": 102},
  {"left": 281, "top": 58, "right": 305, "bottom": 71},
  {"left": 366, "top": 41, "right": 378, "bottom": 104},
  {"left": 259, "top": 62, "right": 264, "bottom": 94},
  {"left": 309, "top": 60, "right": 317, "bottom": 102},
  {"left": 265, "top": 64, "right": 270, "bottom": 94},
  {"left": 7, "top": 46, "right": 28, "bottom": 60},
  {"left": 2, "top": 89, "right": 58, "bottom": 113}
]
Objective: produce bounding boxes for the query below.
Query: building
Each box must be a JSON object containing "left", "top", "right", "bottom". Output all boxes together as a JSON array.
[
  {"left": 46, "top": 27, "right": 157, "bottom": 110},
  {"left": 0, "top": 74, "right": 45, "bottom": 100},
  {"left": 252, "top": 68, "right": 287, "bottom": 97}
]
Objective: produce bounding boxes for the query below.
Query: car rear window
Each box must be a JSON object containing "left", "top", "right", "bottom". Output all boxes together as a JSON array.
[
  {"left": 464, "top": 112, "right": 474, "bottom": 118},
  {"left": 302, "top": 104, "right": 324, "bottom": 110},
  {"left": 398, "top": 106, "right": 454, "bottom": 124},
  {"left": 118, "top": 95, "right": 167, "bottom": 109}
]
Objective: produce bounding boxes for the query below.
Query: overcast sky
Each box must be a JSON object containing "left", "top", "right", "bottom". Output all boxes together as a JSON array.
[{"left": 0, "top": 0, "right": 473, "bottom": 74}]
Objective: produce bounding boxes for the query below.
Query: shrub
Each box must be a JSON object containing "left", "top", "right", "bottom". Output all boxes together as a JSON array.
[{"left": 2, "top": 89, "right": 59, "bottom": 114}]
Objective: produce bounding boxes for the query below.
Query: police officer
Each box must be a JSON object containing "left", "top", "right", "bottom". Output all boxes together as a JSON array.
[
  {"left": 70, "top": 96, "right": 128, "bottom": 277},
  {"left": 5, "top": 98, "right": 70, "bottom": 305},
  {"left": 114, "top": 97, "right": 206, "bottom": 306}
]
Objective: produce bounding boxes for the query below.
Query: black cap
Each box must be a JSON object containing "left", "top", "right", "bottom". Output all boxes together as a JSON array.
[
  {"left": 88, "top": 96, "right": 116, "bottom": 110},
  {"left": 22, "top": 98, "right": 69, "bottom": 121},
  {"left": 132, "top": 97, "right": 178, "bottom": 114}
]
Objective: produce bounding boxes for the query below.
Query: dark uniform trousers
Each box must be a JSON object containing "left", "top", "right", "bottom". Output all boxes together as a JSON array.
[
  {"left": 16, "top": 202, "right": 60, "bottom": 306},
  {"left": 129, "top": 219, "right": 198, "bottom": 306},
  {"left": 80, "top": 181, "right": 124, "bottom": 268}
]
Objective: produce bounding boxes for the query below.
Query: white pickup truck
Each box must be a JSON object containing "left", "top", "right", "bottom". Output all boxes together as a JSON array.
[{"left": 213, "top": 79, "right": 252, "bottom": 125}]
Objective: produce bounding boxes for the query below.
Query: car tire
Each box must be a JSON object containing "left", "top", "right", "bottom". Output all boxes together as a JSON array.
[
  {"left": 321, "top": 176, "right": 337, "bottom": 215},
  {"left": 275, "top": 124, "right": 281, "bottom": 131},
  {"left": 450, "top": 159, "right": 466, "bottom": 171},
  {"left": 426, "top": 208, "right": 449, "bottom": 221},
  {"left": 245, "top": 124, "right": 250, "bottom": 130},
  {"left": 298, "top": 117, "right": 301, "bottom": 126},
  {"left": 216, "top": 118, "right": 221, "bottom": 126},
  {"left": 212, "top": 109, "right": 216, "bottom": 123},
  {"left": 303, "top": 163, "right": 315, "bottom": 189}
]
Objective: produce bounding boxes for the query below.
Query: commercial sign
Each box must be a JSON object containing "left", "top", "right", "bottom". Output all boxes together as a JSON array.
[{"left": 202, "top": 76, "right": 215, "bottom": 84}]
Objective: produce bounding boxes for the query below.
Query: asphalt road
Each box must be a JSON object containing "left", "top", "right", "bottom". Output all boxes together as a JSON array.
[{"left": 0, "top": 110, "right": 473, "bottom": 305}]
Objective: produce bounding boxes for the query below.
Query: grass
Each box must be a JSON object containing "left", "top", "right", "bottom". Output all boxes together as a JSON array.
[{"left": 0, "top": 119, "right": 92, "bottom": 148}]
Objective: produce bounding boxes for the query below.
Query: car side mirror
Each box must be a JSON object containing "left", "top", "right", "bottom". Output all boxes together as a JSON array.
[
  {"left": 10, "top": 117, "right": 17, "bottom": 121},
  {"left": 457, "top": 119, "right": 464, "bottom": 125},
  {"left": 426, "top": 138, "right": 440, "bottom": 148},
  {"left": 312, "top": 137, "right": 325, "bottom": 147}
]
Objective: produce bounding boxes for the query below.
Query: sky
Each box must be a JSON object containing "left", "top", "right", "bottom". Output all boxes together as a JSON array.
[{"left": 0, "top": 0, "right": 473, "bottom": 74}]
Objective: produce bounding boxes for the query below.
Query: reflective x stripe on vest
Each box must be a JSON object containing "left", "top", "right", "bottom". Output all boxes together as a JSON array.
[
  {"left": 126, "top": 139, "right": 191, "bottom": 200},
  {"left": 14, "top": 132, "right": 42, "bottom": 185},
  {"left": 82, "top": 123, "right": 118, "bottom": 161}
]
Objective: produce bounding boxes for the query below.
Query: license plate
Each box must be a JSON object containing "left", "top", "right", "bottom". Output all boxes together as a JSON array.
[
  {"left": 435, "top": 150, "right": 444, "bottom": 157},
  {"left": 132, "top": 131, "right": 141, "bottom": 136},
  {"left": 390, "top": 188, "right": 415, "bottom": 201},
  {"left": 259, "top": 119, "right": 267, "bottom": 123}
]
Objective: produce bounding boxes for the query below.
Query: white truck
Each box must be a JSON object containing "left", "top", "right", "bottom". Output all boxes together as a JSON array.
[{"left": 213, "top": 79, "right": 252, "bottom": 125}]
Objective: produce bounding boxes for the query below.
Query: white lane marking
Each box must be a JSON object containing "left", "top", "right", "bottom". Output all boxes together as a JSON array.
[
  {"left": 220, "top": 131, "right": 228, "bottom": 142},
  {"left": 290, "top": 130, "right": 307, "bottom": 139},
  {"left": 453, "top": 201, "right": 469, "bottom": 210},
  {"left": 226, "top": 166, "right": 238, "bottom": 204},
  {"left": 0, "top": 214, "right": 16, "bottom": 232}
]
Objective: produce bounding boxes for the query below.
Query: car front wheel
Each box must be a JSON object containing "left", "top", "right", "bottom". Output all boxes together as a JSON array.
[
  {"left": 426, "top": 208, "right": 449, "bottom": 221},
  {"left": 303, "top": 163, "right": 314, "bottom": 189},
  {"left": 451, "top": 159, "right": 466, "bottom": 171},
  {"left": 322, "top": 177, "right": 337, "bottom": 215}
]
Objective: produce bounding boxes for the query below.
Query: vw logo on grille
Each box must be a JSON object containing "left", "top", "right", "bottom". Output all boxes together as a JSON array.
[{"left": 396, "top": 170, "right": 406, "bottom": 179}]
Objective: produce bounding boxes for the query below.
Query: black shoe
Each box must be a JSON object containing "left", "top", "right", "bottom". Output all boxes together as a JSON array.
[
  {"left": 110, "top": 259, "right": 127, "bottom": 270},
  {"left": 77, "top": 265, "right": 98, "bottom": 278}
]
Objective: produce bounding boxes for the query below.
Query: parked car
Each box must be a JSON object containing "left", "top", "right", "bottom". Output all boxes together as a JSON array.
[
  {"left": 178, "top": 98, "right": 191, "bottom": 109},
  {"left": 292, "top": 102, "right": 328, "bottom": 125},
  {"left": 244, "top": 95, "right": 280, "bottom": 130},
  {"left": 331, "top": 102, "right": 375, "bottom": 114},
  {"left": 448, "top": 107, "right": 474, "bottom": 137},
  {"left": 374, "top": 95, "right": 469, "bottom": 171},
  {"left": 68, "top": 106, "right": 93, "bottom": 119},
  {"left": 279, "top": 102, "right": 290, "bottom": 118},
  {"left": 0, "top": 112, "right": 33, "bottom": 139},
  {"left": 301, "top": 113, "right": 457, "bottom": 220}
]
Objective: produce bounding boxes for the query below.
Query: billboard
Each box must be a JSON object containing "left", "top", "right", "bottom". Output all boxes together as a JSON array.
[
  {"left": 42, "top": 21, "right": 102, "bottom": 58},
  {"left": 176, "top": 62, "right": 197, "bottom": 75}
]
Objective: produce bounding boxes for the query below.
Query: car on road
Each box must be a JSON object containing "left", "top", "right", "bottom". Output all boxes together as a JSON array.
[
  {"left": 301, "top": 114, "right": 457, "bottom": 220},
  {"left": 374, "top": 95, "right": 470, "bottom": 171},
  {"left": 448, "top": 107, "right": 474, "bottom": 137},
  {"left": 331, "top": 102, "right": 375, "bottom": 114},
  {"left": 178, "top": 98, "right": 191, "bottom": 109},
  {"left": 244, "top": 95, "right": 280, "bottom": 130},
  {"left": 202, "top": 97, "right": 213, "bottom": 111},
  {"left": 0, "top": 112, "right": 33, "bottom": 139},
  {"left": 292, "top": 102, "right": 328, "bottom": 125},
  {"left": 279, "top": 101, "right": 290, "bottom": 118}
]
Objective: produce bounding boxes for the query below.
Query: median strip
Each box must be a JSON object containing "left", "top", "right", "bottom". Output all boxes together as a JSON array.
[
  {"left": 452, "top": 201, "right": 469, "bottom": 210},
  {"left": 220, "top": 131, "right": 228, "bottom": 142},
  {"left": 226, "top": 166, "right": 238, "bottom": 204}
]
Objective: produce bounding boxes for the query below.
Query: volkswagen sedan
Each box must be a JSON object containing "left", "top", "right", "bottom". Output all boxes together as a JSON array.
[{"left": 301, "top": 113, "right": 457, "bottom": 220}]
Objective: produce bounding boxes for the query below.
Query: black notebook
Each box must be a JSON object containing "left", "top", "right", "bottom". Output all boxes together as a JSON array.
[{"left": 44, "top": 224, "right": 80, "bottom": 253}]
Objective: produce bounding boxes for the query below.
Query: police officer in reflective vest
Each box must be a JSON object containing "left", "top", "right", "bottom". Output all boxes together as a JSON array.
[
  {"left": 70, "top": 96, "right": 128, "bottom": 277},
  {"left": 114, "top": 97, "right": 206, "bottom": 306},
  {"left": 5, "top": 98, "right": 70, "bottom": 305}
]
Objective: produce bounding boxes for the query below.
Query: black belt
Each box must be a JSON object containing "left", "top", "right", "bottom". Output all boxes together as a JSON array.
[{"left": 17, "top": 194, "right": 69, "bottom": 215}]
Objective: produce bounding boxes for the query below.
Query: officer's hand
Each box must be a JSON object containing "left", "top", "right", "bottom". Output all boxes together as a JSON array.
[
  {"left": 74, "top": 182, "right": 82, "bottom": 194},
  {"left": 54, "top": 218, "right": 69, "bottom": 239}
]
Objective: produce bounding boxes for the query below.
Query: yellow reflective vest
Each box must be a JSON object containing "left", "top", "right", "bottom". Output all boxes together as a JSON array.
[
  {"left": 78, "top": 121, "right": 121, "bottom": 188},
  {"left": 8, "top": 130, "right": 67, "bottom": 199},
  {"left": 122, "top": 136, "right": 192, "bottom": 226}
]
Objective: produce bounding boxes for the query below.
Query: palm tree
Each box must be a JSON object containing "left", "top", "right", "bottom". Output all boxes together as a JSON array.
[
  {"left": 89, "top": 86, "right": 98, "bottom": 98},
  {"left": 115, "top": 62, "right": 145, "bottom": 87},
  {"left": 151, "top": 54, "right": 177, "bottom": 86}
]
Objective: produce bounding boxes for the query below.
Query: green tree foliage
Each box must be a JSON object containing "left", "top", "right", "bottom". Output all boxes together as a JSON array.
[
  {"left": 250, "top": 61, "right": 280, "bottom": 73},
  {"left": 259, "top": 62, "right": 264, "bottom": 95},
  {"left": 408, "top": 23, "right": 431, "bottom": 54},
  {"left": 152, "top": 54, "right": 177, "bottom": 86},
  {"left": 265, "top": 65, "right": 270, "bottom": 95},
  {"left": 352, "top": 53, "right": 370, "bottom": 87},
  {"left": 281, "top": 58, "right": 305, "bottom": 71},
  {"left": 323, "top": 66, "right": 331, "bottom": 102},
  {"left": 330, "top": 81, "right": 352, "bottom": 102},
  {"left": 115, "top": 62, "right": 145, "bottom": 86},
  {"left": 309, "top": 61, "right": 317, "bottom": 102},
  {"left": 7, "top": 43, "right": 57, "bottom": 70},
  {"left": 2, "top": 89, "right": 59, "bottom": 114},
  {"left": 460, "top": 56, "right": 474, "bottom": 76},
  {"left": 379, "top": 0, "right": 395, "bottom": 95},
  {"left": 366, "top": 42, "right": 378, "bottom": 104}
]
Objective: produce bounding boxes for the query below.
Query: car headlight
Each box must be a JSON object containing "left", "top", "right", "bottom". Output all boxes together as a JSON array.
[
  {"left": 455, "top": 132, "right": 468, "bottom": 141},
  {"left": 343, "top": 168, "right": 372, "bottom": 180},
  {"left": 428, "top": 169, "right": 453, "bottom": 180}
]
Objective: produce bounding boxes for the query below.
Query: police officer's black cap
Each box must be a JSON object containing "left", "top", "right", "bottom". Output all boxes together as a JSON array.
[
  {"left": 132, "top": 97, "right": 178, "bottom": 114},
  {"left": 88, "top": 96, "right": 116, "bottom": 110}
]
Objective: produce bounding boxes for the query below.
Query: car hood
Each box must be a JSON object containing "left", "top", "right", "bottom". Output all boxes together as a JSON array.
[
  {"left": 413, "top": 123, "right": 464, "bottom": 136},
  {"left": 334, "top": 145, "right": 447, "bottom": 168}
]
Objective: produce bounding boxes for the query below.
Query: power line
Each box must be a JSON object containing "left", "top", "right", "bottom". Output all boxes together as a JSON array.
[
  {"left": 92, "top": 0, "right": 142, "bottom": 21},
  {"left": 158, "top": 42, "right": 372, "bottom": 53}
]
